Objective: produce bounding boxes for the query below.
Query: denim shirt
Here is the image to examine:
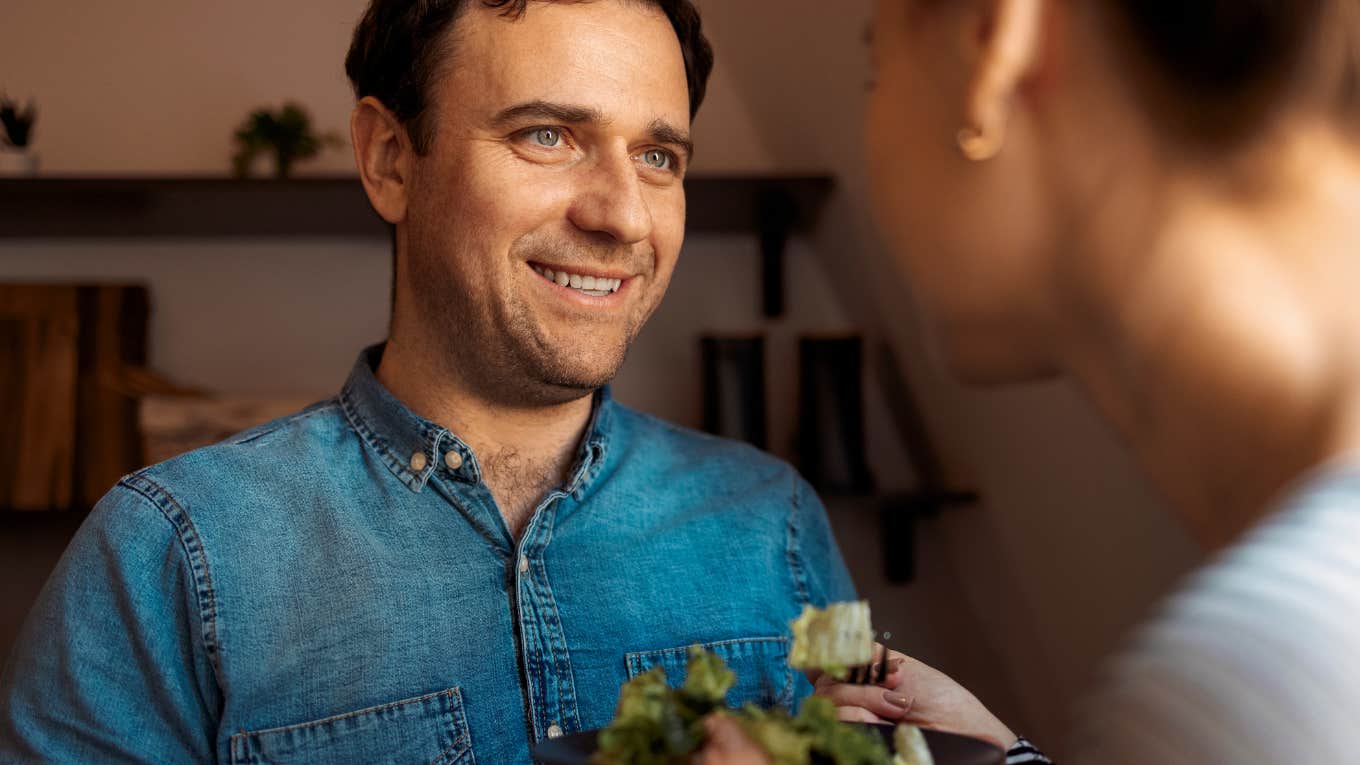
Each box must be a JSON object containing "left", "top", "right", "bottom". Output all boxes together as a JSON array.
[{"left": 0, "top": 346, "right": 856, "bottom": 764}]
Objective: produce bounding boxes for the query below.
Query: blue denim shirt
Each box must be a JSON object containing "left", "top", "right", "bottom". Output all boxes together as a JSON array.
[{"left": 0, "top": 346, "right": 855, "bottom": 764}]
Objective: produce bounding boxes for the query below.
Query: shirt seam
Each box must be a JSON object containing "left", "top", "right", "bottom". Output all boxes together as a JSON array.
[
  {"left": 786, "top": 471, "right": 813, "bottom": 607},
  {"left": 530, "top": 561, "right": 582, "bottom": 733},
  {"left": 226, "top": 400, "right": 338, "bottom": 446},
  {"left": 118, "top": 473, "right": 226, "bottom": 698},
  {"left": 228, "top": 687, "right": 458, "bottom": 740},
  {"left": 625, "top": 636, "right": 790, "bottom": 662},
  {"left": 339, "top": 383, "right": 423, "bottom": 491}
]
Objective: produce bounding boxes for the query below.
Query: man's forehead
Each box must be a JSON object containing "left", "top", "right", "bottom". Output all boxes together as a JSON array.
[{"left": 441, "top": 1, "right": 691, "bottom": 125}]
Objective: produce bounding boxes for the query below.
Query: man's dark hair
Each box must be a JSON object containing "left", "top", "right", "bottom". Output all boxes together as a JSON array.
[{"left": 345, "top": 0, "right": 714, "bottom": 154}]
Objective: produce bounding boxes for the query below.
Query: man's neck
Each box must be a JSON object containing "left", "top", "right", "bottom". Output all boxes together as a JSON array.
[{"left": 375, "top": 338, "right": 596, "bottom": 539}]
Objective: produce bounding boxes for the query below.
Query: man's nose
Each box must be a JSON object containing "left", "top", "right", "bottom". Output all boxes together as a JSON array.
[{"left": 567, "top": 149, "right": 654, "bottom": 246}]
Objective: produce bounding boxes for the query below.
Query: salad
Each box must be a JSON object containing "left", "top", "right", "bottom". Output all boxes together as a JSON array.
[
  {"left": 788, "top": 601, "right": 874, "bottom": 681},
  {"left": 593, "top": 602, "right": 934, "bottom": 765}
]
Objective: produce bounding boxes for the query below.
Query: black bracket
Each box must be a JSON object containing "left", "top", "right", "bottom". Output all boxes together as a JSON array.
[
  {"left": 758, "top": 189, "right": 798, "bottom": 318},
  {"left": 872, "top": 341, "right": 981, "bottom": 583}
]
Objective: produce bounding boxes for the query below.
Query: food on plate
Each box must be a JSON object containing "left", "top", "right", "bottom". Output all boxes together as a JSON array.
[
  {"left": 892, "top": 723, "right": 935, "bottom": 765},
  {"left": 592, "top": 645, "right": 917, "bottom": 765},
  {"left": 731, "top": 697, "right": 891, "bottom": 765},
  {"left": 788, "top": 601, "right": 874, "bottom": 680},
  {"left": 594, "top": 646, "right": 734, "bottom": 762}
]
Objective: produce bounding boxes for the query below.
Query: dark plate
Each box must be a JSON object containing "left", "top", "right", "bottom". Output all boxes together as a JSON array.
[{"left": 533, "top": 723, "right": 1004, "bottom": 764}]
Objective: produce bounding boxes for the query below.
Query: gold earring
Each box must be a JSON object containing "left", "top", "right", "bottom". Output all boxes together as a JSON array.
[{"left": 956, "top": 124, "right": 1003, "bottom": 162}]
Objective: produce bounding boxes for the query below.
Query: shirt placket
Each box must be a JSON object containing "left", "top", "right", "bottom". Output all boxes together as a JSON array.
[{"left": 514, "top": 490, "right": 581, "bottom": 743}]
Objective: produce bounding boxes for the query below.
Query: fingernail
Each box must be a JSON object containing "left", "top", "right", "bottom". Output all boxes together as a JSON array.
[
  {"left": 885, "top": 691, "right": 912, "bottom": 709},
  {"left": 889, "top": 658, "right": 904, "bottom": 671}
]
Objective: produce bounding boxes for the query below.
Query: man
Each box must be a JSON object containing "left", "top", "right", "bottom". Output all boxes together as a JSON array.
[{"left": 0, "top": 2, "right": 854, "bottom": 762}]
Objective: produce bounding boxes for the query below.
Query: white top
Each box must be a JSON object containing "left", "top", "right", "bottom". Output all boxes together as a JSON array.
[{"left": 1069, "top": 466, "right": 1360, "bottom": 764}]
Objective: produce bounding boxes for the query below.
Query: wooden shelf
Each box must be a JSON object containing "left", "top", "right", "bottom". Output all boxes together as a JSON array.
[{"left": 0, "top": 175, "right": 833, "bottom": 239}]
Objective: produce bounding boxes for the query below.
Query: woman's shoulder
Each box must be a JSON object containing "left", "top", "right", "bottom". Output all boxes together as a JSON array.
[{"left": 1069, "top": 466, "right": 1360, "bottom": 764}]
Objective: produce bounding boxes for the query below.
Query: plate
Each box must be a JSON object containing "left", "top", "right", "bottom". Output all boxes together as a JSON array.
[{"left": 533, "top": 723, "right": 1004, "bottom": 764}]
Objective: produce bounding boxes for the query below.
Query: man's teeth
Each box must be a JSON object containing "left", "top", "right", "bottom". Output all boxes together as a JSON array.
[{"left": 533, "top": 266, "right": 623, "bottom": 295}]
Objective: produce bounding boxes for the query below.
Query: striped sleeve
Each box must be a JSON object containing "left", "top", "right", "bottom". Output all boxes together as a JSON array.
[
  {"left": 1068, "top": 467, "right": 1360, "bottom": 764},
  {"left": 1006, "top": 736, "right": 1053, "bottom": 764}
]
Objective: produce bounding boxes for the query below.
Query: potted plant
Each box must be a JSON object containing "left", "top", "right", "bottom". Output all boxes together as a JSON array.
[
  {"left": 231, "top": 102, "right": 340, "bottom": 178},
  {"left": 0, "top": 94, "right": 39, "bottom": 176}
]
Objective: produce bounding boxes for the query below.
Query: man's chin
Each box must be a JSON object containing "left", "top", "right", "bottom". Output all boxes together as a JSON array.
[{"left": 524, "top": 350, "right": 629, "bottom": 402}]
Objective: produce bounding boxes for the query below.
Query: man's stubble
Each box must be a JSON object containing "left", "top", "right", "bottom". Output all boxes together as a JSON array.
[{"left": 405, "top": 232, "right": 663, "bottom": 408}]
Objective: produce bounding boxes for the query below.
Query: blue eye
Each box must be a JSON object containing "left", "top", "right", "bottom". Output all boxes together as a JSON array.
[
  {"left": 641, "top": 149, "right": 671, "bottom": 170},
  {"left": 531, "top": 128, "right": 561, "bottom": 147}
]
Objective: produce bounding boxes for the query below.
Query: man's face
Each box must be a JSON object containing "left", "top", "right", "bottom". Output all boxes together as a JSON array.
[{"left": 399, "top": 0, "right": 692, "bottom": 406}]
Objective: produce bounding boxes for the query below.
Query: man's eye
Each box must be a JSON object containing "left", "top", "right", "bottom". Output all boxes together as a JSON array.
[
  {"left": 640, "top": 149, "right": 672, "bottom": 170},
  {"left": 530, "top": 128, "right": 562, "bottom": 147}
]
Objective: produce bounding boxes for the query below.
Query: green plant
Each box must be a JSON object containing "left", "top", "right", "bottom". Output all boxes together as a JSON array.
[
  {"left": 231, "top": 102, "right": 340, "bottom": 178},
  {"left": 0, "top": 94, "right": 37, "bottom": 149}
]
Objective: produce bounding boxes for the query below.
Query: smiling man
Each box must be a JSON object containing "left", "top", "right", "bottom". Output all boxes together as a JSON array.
[{"left": 0, "top": 2, "right": 854, "bottom": 763}]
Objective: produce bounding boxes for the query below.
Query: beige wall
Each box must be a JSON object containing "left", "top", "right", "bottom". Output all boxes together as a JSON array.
[
  {"left": 2, "top": 1, "right": 366, "bottom": 175},
  {"left": 0, "top": 0, "right": 772, "bottom": 175}
]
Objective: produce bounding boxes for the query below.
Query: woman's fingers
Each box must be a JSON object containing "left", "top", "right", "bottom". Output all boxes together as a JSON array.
[
  {"left": 817, "top": 679, "right": 917, "bottom": 721},
  {"left": 835, "top": 705, "right": 888, "bottom": 724}
]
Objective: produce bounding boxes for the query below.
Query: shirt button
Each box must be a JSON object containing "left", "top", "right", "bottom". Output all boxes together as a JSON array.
[
  {"left": 547, "top": 723, "right": 563, "bottom": 739},
  {"left": 409, "top": 451, "right": 428, "bottom": 472},
  {"left": 444, "top": 450, "right": 464, "bottom": 470},
  {"left": 519, "top": 555, "right": 529, "bottom": 574}
]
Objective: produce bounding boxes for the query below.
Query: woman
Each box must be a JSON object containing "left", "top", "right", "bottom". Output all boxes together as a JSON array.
[{"left": 705, "top": 0, "right": 1360, "bottom": 762}]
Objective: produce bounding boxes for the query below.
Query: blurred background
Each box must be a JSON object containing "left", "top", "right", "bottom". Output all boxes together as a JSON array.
[{"left": 0, "top": 1, "right": 1201, "bottom": 754}]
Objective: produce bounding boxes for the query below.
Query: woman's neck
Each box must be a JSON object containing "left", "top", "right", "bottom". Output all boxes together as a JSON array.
[{"left": 1056, "top": 124, "right": 1360, "bottom": 550}]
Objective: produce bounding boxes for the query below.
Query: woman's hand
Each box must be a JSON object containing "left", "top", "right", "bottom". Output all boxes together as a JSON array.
[
  {"left": 692, "top": 648, "right": 1016, "bottom": 763},
  {"left": 811, "top": 647, "right": 1017, "bottom": 750}
]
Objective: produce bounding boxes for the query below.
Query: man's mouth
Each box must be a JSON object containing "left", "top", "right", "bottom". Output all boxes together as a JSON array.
[{"left": 531, "top": 264, "right": 625, "bottom": 298}]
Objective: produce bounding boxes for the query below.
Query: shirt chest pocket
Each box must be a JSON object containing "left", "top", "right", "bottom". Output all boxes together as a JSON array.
[
  {"left": 625, "top": 637, "right": 795, "bottom": 711},
  {"left": 229, "top": 688, "right": 475, "bottom": 765}
]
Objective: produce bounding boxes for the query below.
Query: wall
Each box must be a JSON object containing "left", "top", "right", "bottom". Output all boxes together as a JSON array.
[{"left": 0, "top": 0, "right": 774, "bottom": 177}]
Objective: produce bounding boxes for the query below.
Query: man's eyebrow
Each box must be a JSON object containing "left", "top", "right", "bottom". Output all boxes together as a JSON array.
[
  {"left": 648, "top": 119, "right": 694, "bottom": 161},
  {"left": 491, "top": 100, "right": 605, "bottom": 127}
]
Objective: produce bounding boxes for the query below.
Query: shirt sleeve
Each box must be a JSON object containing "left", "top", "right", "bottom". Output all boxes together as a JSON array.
[
  {"left": 790, "top": 474, "right": 858, "bottom": 607},
  {"left": 1066, "top": 472, "right": 1360, "bottom": 765},
  {"left": 1007, "top": 736, "right": 1054, "bottom": 763},
  {"left": 0, "top": 480, "right": 219, "bottom": 763}
]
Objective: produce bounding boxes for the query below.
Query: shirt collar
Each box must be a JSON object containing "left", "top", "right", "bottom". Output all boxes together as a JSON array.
[{"left": 339, "top": 343, "right": 613, "bottom": 494}]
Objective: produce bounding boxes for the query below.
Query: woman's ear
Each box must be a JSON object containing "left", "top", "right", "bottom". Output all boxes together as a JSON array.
[
  {"left": 957, "top": 0, "right": 1046, "bottom": 160},
  {"left": 351, "top": 96, "right": 412, "bottom": 224}
]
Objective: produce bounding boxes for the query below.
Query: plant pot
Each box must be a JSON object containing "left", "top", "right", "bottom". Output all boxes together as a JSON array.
[{"left": 0, "top": 149, "right": 39, "bottom": 177}]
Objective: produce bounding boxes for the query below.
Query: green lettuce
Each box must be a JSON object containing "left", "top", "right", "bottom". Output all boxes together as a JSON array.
[
  {"left": 594, "top": 646, "right": 896, "bottom": 765},
  {"left": 683, "top": 645, "right": 736, "bottom": 703},
  {"left": 788, "top": 601, "right": 874, "bottom": 680},
  {"left": 891, "top": 723, "right": 935, "bottom": 765},
  {"left": 595, "top": 647, "right": 731, "bottom": 764}
]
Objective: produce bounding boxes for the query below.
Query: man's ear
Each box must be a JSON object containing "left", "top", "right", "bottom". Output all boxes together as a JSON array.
[
  {"left": 958, "top": 0, "right": 1046, "bottom": 159},
  {"left": 351, "top": 96, "right": 413, "bottom": 224}
]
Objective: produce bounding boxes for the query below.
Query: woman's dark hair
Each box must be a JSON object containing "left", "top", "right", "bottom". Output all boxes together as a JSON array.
[
  {"left": 345, "top": 0, "right": 714, "bottom": 154},
  {"left": 1104, "top": 0, "right": 1359, "bottom": 149}
]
